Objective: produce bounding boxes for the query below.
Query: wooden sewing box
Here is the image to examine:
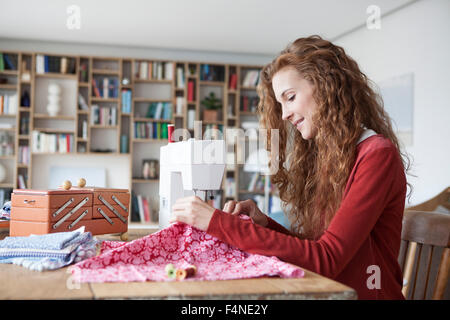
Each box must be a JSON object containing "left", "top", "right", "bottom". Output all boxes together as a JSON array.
[{"left": 10, "top": 185, "right": 130, "bottom": 240}]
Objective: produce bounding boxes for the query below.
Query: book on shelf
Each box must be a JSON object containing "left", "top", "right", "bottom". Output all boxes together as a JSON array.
[
  {"left": 121, "top": 89, "right": 132, "bottom": 113},
  {"left": 137, "top": 194, "right": 145, "bottom": 222},
  {"left": 200, "top": 64, "right": 224, "bottom": 81},
  {"left": 18, "top": 146, "right": 30, "bottom": 164},
  {"left": 240, "top": 95, "right": 258, "bottom": 112},
  {"left": 1, "top": 53, "right": 17, "bottom": 71},
  {"left": 78, "top": 93, "right": 89, "bottom": 111},
  {"left": 91, "top": 105, "right": 117, "bottom": 125},
  {"left": 187, "top": 109, "right": 195, "bottom": 129},
  {"left": 176, "top": 66, "right": 185, "bottom": 88},
  {"left": 92, "top": 77, "right": 118, "bottom": 98},
  {"left": 135, "top": 61, "right": 173, "bottom": 80},
  {"left": 146, "top": 102, "right": 172, "bottom": 120},
  {"left": 35, "top": 55, "right": 75, "bottom": 74},
  {"left": 20, "top": 117, "right": 30, "bottom": 135},
  {"left": 242, "top": 70, "right": 260, "bottom": 87},
  {"left": 225, "top": 177, "right": 236, "bottom": 197},
  {"left": 187, "top": 80, "right": 195, "bottom": 101},
  {"left": 0, "top": 94, "right": 18, "bottom": 115},
  {"left": 247, "top": 172, "right": 260, "bottom": 191},
  {"left": 134, "top": 122, "right": 168, "bottom": 139},
  {"left": 32, "top": 131, "right": 74, "bottom": 153},
  {"left": 175, "top": 96, "right": 183, "bottom": 115},
  {"left": 131, "top": 193, "right": 155, "bottom": 223},
  {"left": 82, "top": 120, "right": 88, "bottom": 139},
  {"left": 18, "top": 174, "right": 27, "bottom": 189},
  {"left": 120, "top": 134, "right": 128, "bottom": 153},
  {"left": 229, "top": 73, "right": 237, "bottom": 90},
  {"left": 142, "top": 197, "right": 151, "bottom": 222}
]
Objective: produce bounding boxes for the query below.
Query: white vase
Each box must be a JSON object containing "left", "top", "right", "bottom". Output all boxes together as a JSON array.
[
  {"left": 0, "top": 163, "right": 6, "bottom": 183},
  {"left": 47, "top": 83, "right": 61, "bottom": 116}
]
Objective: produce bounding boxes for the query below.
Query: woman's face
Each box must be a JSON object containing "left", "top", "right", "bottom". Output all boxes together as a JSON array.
[{"left": 272, "top": 67, "right": 318, "bottom": 140}]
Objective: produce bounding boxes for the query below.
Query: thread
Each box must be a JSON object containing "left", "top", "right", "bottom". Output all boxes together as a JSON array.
[{"left": 176, "top": 265, "right": 197, "bottom": 280}]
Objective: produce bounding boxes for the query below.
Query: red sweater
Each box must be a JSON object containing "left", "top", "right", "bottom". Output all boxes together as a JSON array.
[{"left": 206, "top": 134, "right": 406, "bottom": 299}]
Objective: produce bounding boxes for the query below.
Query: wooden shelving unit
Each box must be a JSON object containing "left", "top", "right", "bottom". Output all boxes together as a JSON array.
[{"left": 0, "top": 50, "right": 266, "bottom": 230}]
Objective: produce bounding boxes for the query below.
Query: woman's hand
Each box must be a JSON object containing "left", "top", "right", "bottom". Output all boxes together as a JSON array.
[
  {"left": 222, "top": 199, "right": 268, "bottom": 227},
  {"left": 169, "top": 196, "right": 216, "bottom": 231}
]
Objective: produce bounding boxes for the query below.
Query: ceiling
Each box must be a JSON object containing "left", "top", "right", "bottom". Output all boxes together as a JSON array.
[{"left": 0, "top": 0, "right": 415, "bottom": 55}]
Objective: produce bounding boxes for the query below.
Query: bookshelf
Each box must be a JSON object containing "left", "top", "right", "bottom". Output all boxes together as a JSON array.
[{"left": 0, "top": 50, "right": 268, "bottom": 230}]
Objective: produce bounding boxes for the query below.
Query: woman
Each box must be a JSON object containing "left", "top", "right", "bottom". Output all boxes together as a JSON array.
[{"left": 170, "top": 35, "right": 411, "bottom": 300}]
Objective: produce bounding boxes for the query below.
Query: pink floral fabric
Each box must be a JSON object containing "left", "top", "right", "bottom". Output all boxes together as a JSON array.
[{"left": 70, "top": 218, "right": 304, "bottom": 283}]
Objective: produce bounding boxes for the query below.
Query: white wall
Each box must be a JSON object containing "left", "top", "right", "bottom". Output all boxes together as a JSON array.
[{"left": 335, "top": 0, "right": 450, "bottom": 206}]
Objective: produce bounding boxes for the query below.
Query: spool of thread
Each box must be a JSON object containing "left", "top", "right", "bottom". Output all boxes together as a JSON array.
[
  {"left": 168, "top": 124, "right": 175, "bottom": 143},
  {"left": 165, "top": 263, "right": 176, "bottom": 279},
  {"left": 176, "top": 265, "right": 197, "bottom": 280}
]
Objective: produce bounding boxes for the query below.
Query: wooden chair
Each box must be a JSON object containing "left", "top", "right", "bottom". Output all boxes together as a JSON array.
[
  {"left": 406, "top": 187, "right": 450, "bottom": 212},
  {"left": 399, "top": 210, "right": 450, "bottom": 299}
]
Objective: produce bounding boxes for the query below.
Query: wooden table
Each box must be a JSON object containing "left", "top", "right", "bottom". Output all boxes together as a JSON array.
[{"left": 0, "top": 229, "right": 357, "bottom": 300}]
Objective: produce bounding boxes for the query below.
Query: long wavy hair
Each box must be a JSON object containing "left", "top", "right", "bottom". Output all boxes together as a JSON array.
[{"left": 257, "top": 35, "right": 411, "bottom": 240}]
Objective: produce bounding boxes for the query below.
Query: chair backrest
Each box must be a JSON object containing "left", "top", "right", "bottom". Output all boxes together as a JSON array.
[
  {"left": 399, "top": 210, "right": 450, "bottom": 299},
  {"left": 406, "top": 187, "right": 450, "bottom": 212}
]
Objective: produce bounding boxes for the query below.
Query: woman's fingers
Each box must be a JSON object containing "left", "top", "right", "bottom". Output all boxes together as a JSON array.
[
  {"left": 233, "top": 199, "right": 255, "bottom": 215},
  {"left": 223, "top": 200, "right": 236, "bottom": 213}
]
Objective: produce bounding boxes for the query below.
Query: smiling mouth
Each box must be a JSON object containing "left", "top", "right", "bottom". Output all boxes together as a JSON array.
[{"left": 293, "top": 118, "right": 304, "bottom": 127}]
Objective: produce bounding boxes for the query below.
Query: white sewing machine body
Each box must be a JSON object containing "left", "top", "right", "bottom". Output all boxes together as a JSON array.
[{"left": 159, "top": 138, "right": 226, "bottom": 229}]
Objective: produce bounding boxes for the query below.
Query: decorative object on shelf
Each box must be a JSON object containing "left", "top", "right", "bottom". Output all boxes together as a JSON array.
[
  {"left": 142, "top": 159, "right": 158, "bottom": 179},
  {"left": 0, "top": 163, "right": 6, "bottom": 183},
  {"left": 46, "top": 83, "right": 61, "bottom": 116},
  {"left": 20, "top": 90, "right": 30, "bottom": 107},
  {"left": 201, "top": 92, "right": 221, "bottom": 122},
  {"left": 21, "top": 61, "right": 31, "bottom": 82}
]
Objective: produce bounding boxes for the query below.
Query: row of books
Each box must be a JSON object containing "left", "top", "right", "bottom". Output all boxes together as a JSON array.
[
  {"left": 35, "top": 55, "right": 76, "bottom": 74},
  {"left": 0, "top": 94, "right": 18, "bottom": 115},
  {"left": 18, "top": 145, "right": 30, "bottom": 164},
  {"left": 134, "top": 122, "right": 169, "bottom": 140},
  {"left": 0, "top": 53, "right": 18, "bottom": 71},
  {"left": 146, "top": 102, "right": 172, "bottom": 120},
  {"left": 200, "top": 64, "right": 225, "bottom": 82},
  {"left": 92, "top": 77, "right": 119, "bottom": 98},
  {"left": 31, "top": 131, "right": 74, "bottom": 153},
  {"left": 247, "top": 172, "right": 270, "bottom": 193},
  {"left": 135, "top": 61, "right": 173, "bottom": 80},
  {"left": 130, "top": 192, "right": 158, "bottom": 223},
  {"left": 240, "top": 95, "right": 259, "bottom": 112},
  {"left": 91, "top": 105, "right": 117, "bottom": 125},
  {"left": 242, "top": 70, "right": 260, "bottom": 87},
  {"left": 121, "top": 89, "right": 132, "bottom": 113}
]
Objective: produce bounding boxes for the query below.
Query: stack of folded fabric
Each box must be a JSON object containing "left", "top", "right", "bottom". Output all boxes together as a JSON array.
[{"left": 0, "top": 227, "right": 98, "bottom": 272}]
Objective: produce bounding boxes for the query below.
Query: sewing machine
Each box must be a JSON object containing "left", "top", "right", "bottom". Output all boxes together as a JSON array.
[{"left": 159, "top": 138, "right": 226, "bottom": 229}]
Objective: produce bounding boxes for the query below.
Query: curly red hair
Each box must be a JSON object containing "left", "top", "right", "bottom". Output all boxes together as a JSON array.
[{"left": 257, "top": 35, "right": 411, "bottom": 240}]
